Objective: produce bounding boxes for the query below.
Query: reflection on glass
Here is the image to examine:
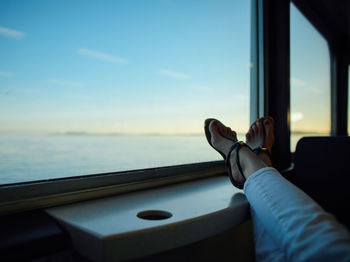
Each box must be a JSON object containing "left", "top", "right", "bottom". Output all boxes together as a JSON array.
[
  {"left": 290, "top": 3, "right": 330, "bottom": 151},
  {"left": 0, "top": 0, "right": 250, "bottom": 184}
]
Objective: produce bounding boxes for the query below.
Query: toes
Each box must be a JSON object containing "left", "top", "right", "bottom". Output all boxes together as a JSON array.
[
  {"left": 254, "top": 118, "right": 263, "bottom": 126},
  {"left": 264, "top": 116, "right": 275, "bottom": 124},
  {"left": 232, "top": 130, "right": 237, "bottom": 138},
  {"left": 208, "top": 120, "right": 221, "bottom": 143},
  {"left": 222, "top": 125, "right": 236, "bottom": 140},
  {"left": 264, "top": 118, "right": 271, "bottom": 129},
  {"left": 249, "top": 124, "right": 255, "bottom": 137},
  {"left": 208, "top": 119, "right": 219, "bottom": 133},
  {"left": 209, "top": 119, "right": 227, "bottom": 134},
  {"left": 204, "top": 118, "right": 216, "bottom": 128},
  {"left": 263, "top": 116, "right": 274, "bottom": 134},
  {"left": 264, "top": 118, "right": 275, "bottom": 142},
  {"left": 209, "top": 120, "right": 236, "bottom": 140},
  {"left": 252, "top": 123, "right": 259, "bottom": 137},
  {"left": 256, "top": 120, "right": 263, "bottom": 137}
]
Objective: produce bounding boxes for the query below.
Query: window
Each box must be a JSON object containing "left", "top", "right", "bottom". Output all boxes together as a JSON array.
[
  {"left": 0, "top": 1, "right": 251, "bottom": 184},
  {"left": 290, "top": 3, "right": 331, "bottom": 151}
]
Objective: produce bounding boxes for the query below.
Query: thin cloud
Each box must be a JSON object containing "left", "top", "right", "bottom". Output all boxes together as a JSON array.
[
  {"left": 0, "top": 71, "right": 14, "bottom": 77},
  {"left": 77, "top": 48, "right": 127, "bottom": 64},
  {"left": 2, "top": 86, "right": 18, "bottom": 96},
  {"left": 291, "top": 77, "right": 306, "bottom": 87},
  {"left": 158, "top": 69, "right": 190, "bottom": 80},
  {"left": 2, "top": 86, "right": 15, "bottom": 96},
  {"left": 161, "top": 0, "right": 174, "bottom": 4},
  {"left": 189, "top": 83, "right": 212, "bottom": 91},
  {"left": 291, "top": 112, "right": 304, "bottom": 122},
  {"left": 307, "top": 87, "right": 324, "bottom": 94},
  {"left": 0, "top": 26, "right": 25, "bottom": 39},
  {"left": 48, "top": 78, "right": 84, "bottom": 88},
  {"left": 233, "top": 94, "right": 249, "bottom": 101}
]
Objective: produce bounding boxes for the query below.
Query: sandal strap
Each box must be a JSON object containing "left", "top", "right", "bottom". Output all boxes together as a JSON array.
[
  {"left": 225, "top": 141, "right": 247, "bottom": 189},
  {"left": 219, "top": 130, "right": 237, "bottom": 143},
  {"left": 204, "top": 120, "right": 236, "bottom": 159},
  {"left": 253, "top": 146, "right": 271, "bottom": 158}
]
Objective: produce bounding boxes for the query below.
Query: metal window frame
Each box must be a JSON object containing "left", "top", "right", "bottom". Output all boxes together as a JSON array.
[
  {"left": 252, "top": 0, "right": 350, "bottom": 170},
  {"left": 0, "top": 161, "right": 227, "bottom": 215},
  {"left": 330, "top": 38, "right": 350, "bottom": 136},
  {"left": 250, "top": 0, "right": 291, "bottom": 171}
]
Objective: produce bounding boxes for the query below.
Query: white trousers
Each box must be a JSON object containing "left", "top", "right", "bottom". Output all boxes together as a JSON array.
[{"left": 244, "top": 167, "right": 350, "bottom": 262}]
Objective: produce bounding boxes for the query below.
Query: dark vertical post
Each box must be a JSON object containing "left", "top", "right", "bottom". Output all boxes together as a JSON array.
[
  {"left": 250, "top": 0, "right": 259, "bottom": 123},
  {"left": 330, "top": 38, "right": 349, "bottom": 136},
  {"left": 261, "top": 0, "right": 291, "bottom": 170}
]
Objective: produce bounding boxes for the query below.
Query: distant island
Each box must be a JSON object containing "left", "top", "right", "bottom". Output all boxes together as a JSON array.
[
  {"left": 47, "top": 130, "right": 329, "bottom": 137},
  {"left": 49, "top": 132, "right": 205, "bottom": 136}
]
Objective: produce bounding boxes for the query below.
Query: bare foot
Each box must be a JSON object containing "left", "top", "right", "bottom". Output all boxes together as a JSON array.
[
  {"left": 246, "top": 117, "right": 274, "bottom": 166},
  {"left": 206, "top": 119, "right": 245, "bottom": 187},
  {"left": 205, "top": 118, "right": 267, "bottom": 187},
  {"left": 204, "top": 118, "right": 236, "bottom": 159}
]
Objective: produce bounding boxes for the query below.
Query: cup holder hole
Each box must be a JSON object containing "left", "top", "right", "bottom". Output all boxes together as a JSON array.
[{"left": 137, "top": 210, "right": 172, "bottom": 220}]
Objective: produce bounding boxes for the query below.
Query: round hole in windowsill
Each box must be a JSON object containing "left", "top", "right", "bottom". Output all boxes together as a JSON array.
[{"left": 137, "top": 210, "right": 173, "bottom": 220}]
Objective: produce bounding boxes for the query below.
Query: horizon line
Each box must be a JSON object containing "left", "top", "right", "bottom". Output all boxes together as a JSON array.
[{"left": 0, "top": 130, "right": 330, "bottom": 137}]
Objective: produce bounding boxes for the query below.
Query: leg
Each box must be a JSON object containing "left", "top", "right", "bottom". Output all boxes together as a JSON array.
[
  {"left": 245, "top": 117, "right": 284, "bottom": 260},
  {"left": 205, "top": 118, "right": 350, "bottom": 261},
  {"left": 245, "top": 168, "right": 350, "bottom": 262},
  {"left": 250, "top": 207, "right": 285, "bottom": 262}
]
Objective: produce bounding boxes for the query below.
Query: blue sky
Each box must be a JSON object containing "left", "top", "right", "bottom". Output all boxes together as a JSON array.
[{"left": 0, "top": 1, "right": 331, "bottom": 135}]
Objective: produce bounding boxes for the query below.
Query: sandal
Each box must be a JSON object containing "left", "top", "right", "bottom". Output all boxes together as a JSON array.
[
  {"left": 205, "top": 119, "right": 250, "bottom": 189},
  {"left": 250, "top": 117, "right": 274, "bottom": 159}
]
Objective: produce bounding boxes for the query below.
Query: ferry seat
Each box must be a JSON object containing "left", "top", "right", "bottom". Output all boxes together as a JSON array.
[{"left": 292, "top": 136, "right": 350, "bottom": 229}]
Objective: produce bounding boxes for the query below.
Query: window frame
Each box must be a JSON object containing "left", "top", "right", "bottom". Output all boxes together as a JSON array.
[
  {"left": 292, "top": 0, "right": 350, "bottom": 135},
  {"left": 290, "top": 1, "right": 333, "bottom": 151},
  {"left": 250, "top": 0, "right": 291, "bottom": 170},
  {"left": 0, "top": 161, "right": 226, "bottom": 215}
]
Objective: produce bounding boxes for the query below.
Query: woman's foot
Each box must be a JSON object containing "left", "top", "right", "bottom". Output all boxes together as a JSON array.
[
  {"left": 205, "top": 118, "right": 267, "bottom": 187},
  {"left": 246, "top": 117, "right": 274, "bottom": 166},
  {"left": 204, "top": 118, "right": 237, "bottom": 159},
  {"left": 205, "top": 119, "right": 248, "bottom": 188}
]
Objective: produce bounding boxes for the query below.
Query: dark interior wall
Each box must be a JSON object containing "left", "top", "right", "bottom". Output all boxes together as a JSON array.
[
  {"left": 133, "top": 221, "right": 255, "bottom": 262},
  {"left": 0, "top": 210, "right": 254, "bottom": 262}
]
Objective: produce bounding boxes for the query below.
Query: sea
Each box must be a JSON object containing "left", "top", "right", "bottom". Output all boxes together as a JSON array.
[{"left": 0, "top": 133, "right": 320, "bottom": 185}]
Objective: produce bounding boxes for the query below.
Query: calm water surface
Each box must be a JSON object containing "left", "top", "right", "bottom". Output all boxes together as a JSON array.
[
  {"left": 0, "top": 135, "right": 223, "bottom": 184},
  {"left": 0, "top": 133, "right": 322, "bottom": 184}
]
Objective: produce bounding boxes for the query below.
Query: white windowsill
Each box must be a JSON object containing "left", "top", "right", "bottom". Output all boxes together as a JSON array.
[{"left": 46, "top": 175, "right": 250, "bottom": 262}]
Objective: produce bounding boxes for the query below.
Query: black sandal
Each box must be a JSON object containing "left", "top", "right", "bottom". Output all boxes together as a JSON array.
[
  {"left": 205, "top": 119, "right": 249, "bottom": 189},
  {"left": 253, "top": 146, "right": 271, "bottom": 158},
  {"left": 251, "top": 118, "right": 272, "bottom": 159},
  {"left": 225, "top": 141, "right": 250, "bottom": 189}
]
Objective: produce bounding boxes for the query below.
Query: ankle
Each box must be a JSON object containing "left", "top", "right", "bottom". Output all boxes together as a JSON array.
[
  {"left": 258, "top": 152, "right": 272, "bottom": 166},
  {"left": 239, "top": 146, "right": 267, "bottom": 180}
]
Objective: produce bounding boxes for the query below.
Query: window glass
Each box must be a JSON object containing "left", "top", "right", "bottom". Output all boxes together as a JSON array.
[
  {"left": 290, "top": 3, "right": 330, "bottom": 151},
  {"left": 0, "top": 0, "right": 250, "bottom": 184}
]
